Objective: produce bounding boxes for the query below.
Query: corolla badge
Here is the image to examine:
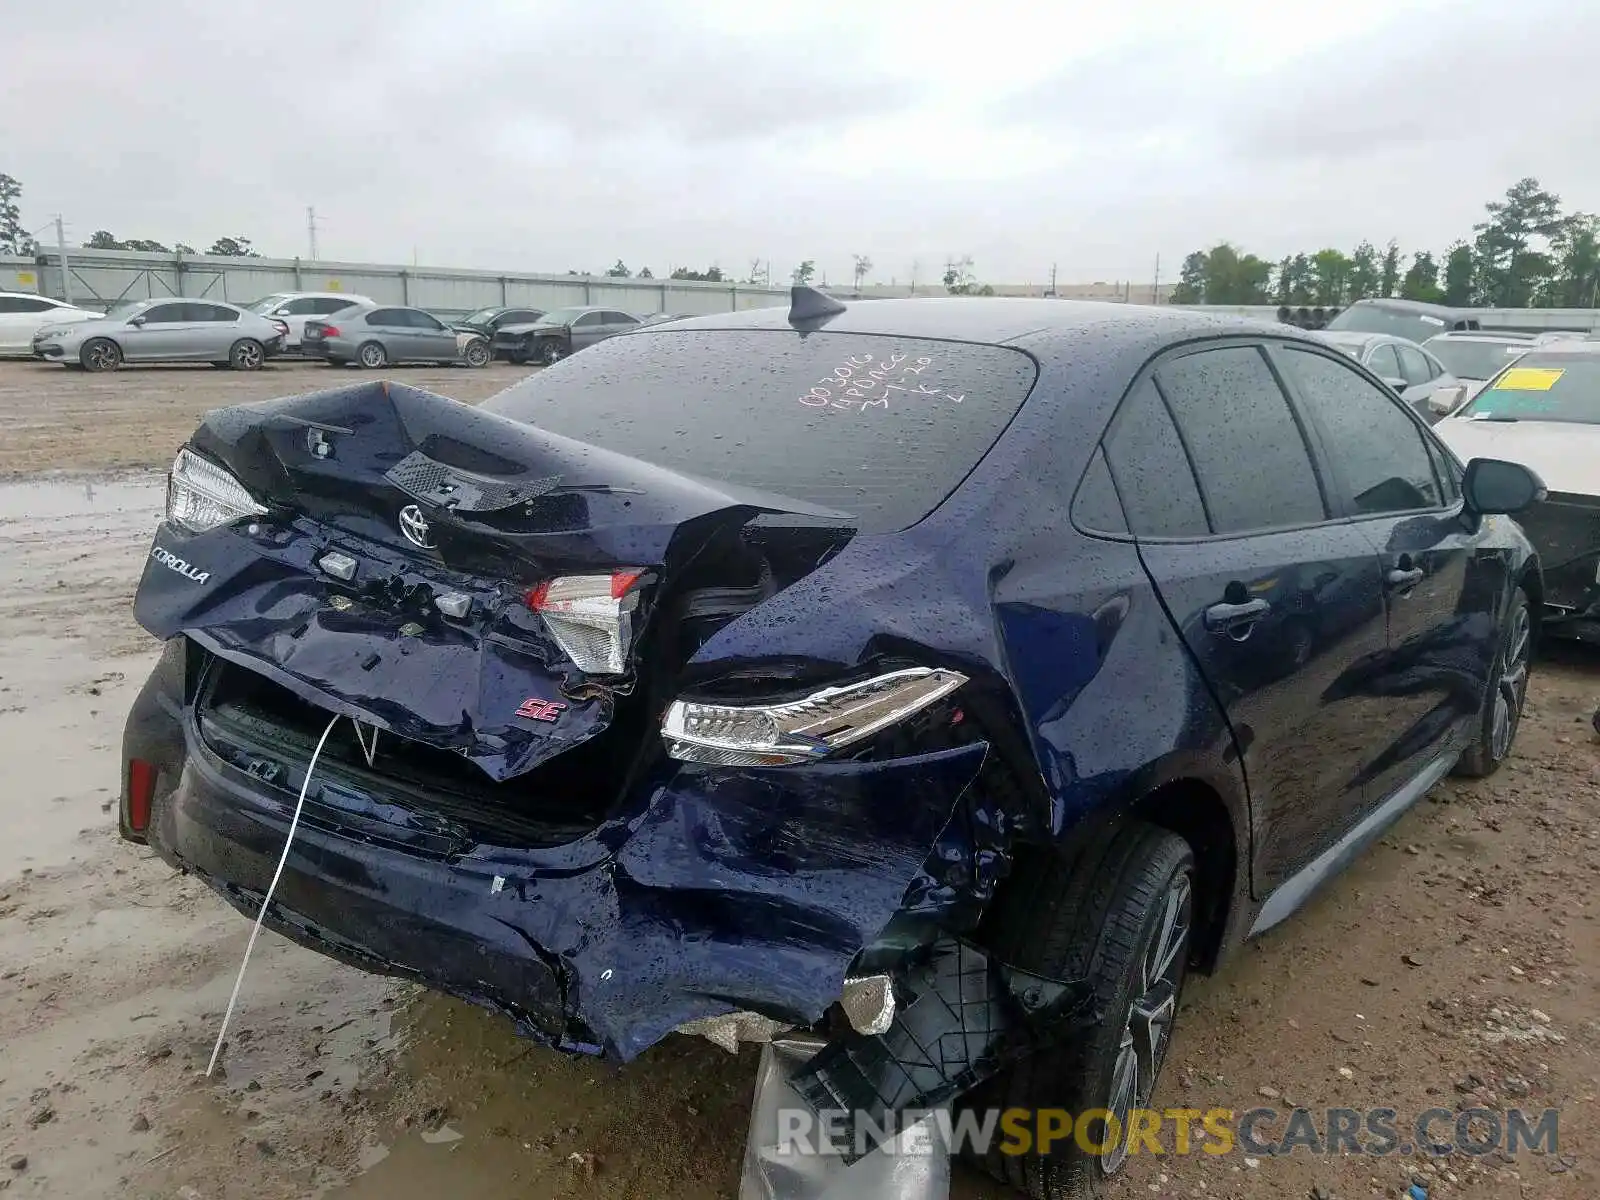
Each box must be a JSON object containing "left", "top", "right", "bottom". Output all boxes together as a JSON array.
[{"left": 397, "top": 504, "right": 435, "bottom": 549}]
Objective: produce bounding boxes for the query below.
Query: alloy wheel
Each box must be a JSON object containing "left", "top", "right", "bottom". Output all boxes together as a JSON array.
[
  {"left": 1100, "top": 871, "right": 1192, "bottom": 1176},
  {"left": 1490, "top": 603, "right": 1531, "bottom": 761}
]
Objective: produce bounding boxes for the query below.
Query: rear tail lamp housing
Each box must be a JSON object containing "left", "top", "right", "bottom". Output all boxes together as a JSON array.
[
  {"left": 525, "top": 570, "right": 643, "bottom": 674},
  {"left": 661, "top": 667, "right": 967, "bottom": 766}
]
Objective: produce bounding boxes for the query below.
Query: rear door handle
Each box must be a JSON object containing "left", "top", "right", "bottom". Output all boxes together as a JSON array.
[
  {"left": 1385, "top": 567, "right": 1424, "bottom": 592},
  {"left": 1204, "top": 597, "right": 1271, "bottom": 634}
]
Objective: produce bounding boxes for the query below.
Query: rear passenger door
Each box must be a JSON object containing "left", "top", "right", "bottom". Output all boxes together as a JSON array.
[
  {"left": 1272, "top": 343, "right": 1483, "bottom": 804},
  {"left": 1104, "top": 343, "right": 1391, "bottom": 898},
  {"left": 186, "top": 303, "right": 241, "bottom": 358}
]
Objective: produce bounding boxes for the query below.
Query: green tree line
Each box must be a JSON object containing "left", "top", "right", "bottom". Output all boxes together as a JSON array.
[{"left": 1172, "top": 178, "right": 1600, "bottom": 310}]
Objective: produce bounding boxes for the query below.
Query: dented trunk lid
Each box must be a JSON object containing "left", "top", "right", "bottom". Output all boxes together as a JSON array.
[{"left": 134, "top": 381, "right": 851, "bottom": 782}]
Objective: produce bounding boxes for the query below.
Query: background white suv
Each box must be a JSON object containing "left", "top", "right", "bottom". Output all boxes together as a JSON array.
[{"left": 0, "top": 292, "right": 103, "bottom": 357}]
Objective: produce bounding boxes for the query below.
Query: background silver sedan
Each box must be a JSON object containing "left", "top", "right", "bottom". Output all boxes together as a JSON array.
[
  {"left": 33, "top": 298, "right": 287, "bottom": 371},
  {"left": 301, "top": 303, "right": 491, "bottom": 368}
]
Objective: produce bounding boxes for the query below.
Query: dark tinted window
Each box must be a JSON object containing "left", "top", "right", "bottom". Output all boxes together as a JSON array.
[
  {"left": 1071, "top": 447, "right": 1128, "bottom": 535},
  {"left": 314, "top": 297, "right": 352, "bottom": 315},
  {"left": 483, "top": 329, "right": 1038, "bottom": 533},
  {"left": 573, "top": 312, "right": 605, "bottom": 327},
  {"left": 366, "top": 308, "right": 403, "bottom": 326},
  {"left": 408, "top": 310, "right": 446, "bottom": 330},
  {"left": 502, "top": 309, "right": 540, "bottom": 325},
  {"left": 3, "top": 297, "right": 54, "bottom": 313},
  {"left": 1278, "top": 346, "right": 1442, "bottom": 514},
  {"left": 1397, "top": 344, "right": 1433, "bottom": 385},
  {"left": 0, "top": 297, "right": 21, "bottom": 313},
  {"left": 603, "top": 311, "right": 637, "bottom": 325},
  {"left": 1156, "top": 346, "right": 1325, "bottom": 533},
  {"left": 1102, "top": 379, "right": 1208, "bottom": 538},
  {"left": 142, "top": 303, "right": 187, "bottom": 323},
  {"left": 1364, "top": 342, "right": 1401, "bottom": 380},
  {"left": 188, "top": 303, "right": 237, "bottom": 322}
]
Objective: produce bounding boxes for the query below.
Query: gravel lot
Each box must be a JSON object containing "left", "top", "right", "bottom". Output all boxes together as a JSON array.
[{"left": 0, "top": 358, "right": 1596, "bottom": 1199}]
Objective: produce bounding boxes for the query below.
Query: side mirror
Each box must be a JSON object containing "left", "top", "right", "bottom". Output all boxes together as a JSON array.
[
  {"left": 1381, "top": 375, "right": 1408, "bottom": 394},
  {"left": 273, "top": 307, "right": 291, "bottom": 316},
  {"left": 127, "top": 315, "right": 146, "bottom": 327},
  {"left": 1462, "top": 458, "right": 1546, "bottom": 516},
  {"left": 1428, "top": 386, "right": 1465, "bottom": 416}
]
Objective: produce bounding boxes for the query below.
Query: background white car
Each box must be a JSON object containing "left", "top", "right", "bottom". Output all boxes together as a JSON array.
[
  {"left": 1433, "top": 342, "right": 1600, "bottom": 641},
  {"left": 243, "top": 291, "right": 374, "bottom": 352},
  {"left": 0, "top": 291, "right": 103, "bottom": 357}
]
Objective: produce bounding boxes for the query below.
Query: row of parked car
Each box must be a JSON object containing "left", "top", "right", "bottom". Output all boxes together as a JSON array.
[{"left": 0, "top": 288, "right": 680, "bottom": 371}]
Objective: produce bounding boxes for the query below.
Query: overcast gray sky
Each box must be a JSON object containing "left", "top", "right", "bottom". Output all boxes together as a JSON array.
[{"left": 8, "top": 0, "right": 1598, "bottom": 285}]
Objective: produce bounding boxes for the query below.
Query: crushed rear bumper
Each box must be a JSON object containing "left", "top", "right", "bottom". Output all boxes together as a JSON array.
[{"left": 124, "top": 639, "right": 990, "bottom": 1061}]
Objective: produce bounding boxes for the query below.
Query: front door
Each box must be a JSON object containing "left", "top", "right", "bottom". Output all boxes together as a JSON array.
[
  {"left": 121, "top": 302, "right": 195, "bottom": 360},
  {"left": 1272, "top": 343, "right": 1486, "bottom": 805},
  {"left": 569, "top": 311, "right": 607, "bottom": 351},
  {"left": 1104, "top": 346, "right": 1392, "bottom": 897}
]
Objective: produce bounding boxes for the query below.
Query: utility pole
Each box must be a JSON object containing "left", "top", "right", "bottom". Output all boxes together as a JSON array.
[
  {"left": 1152, "top": 252, "right": 1161, "bottom": 305},
  {"left": 306, "top": 207, "right": 319, "bottom": 261},
  {"left": 55, "top": 216, "right": 74, "bottom": 306}
]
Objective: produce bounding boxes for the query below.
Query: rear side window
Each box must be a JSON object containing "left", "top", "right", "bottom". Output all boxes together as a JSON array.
[
  {"left": 1071, "top": 447, "right": 1128, "bottom": 536},
  {"left": 1277, "top": 346, "right": 1442, "bottom": 515},
  {"left": 1397, "top": 344, "right": 1433, "bottom": 385},
  {"left": 1102, "top": 380, "right": 1208, "bottom": 538},
  {"left": 1156, "top": 346, "right": 1326, "bottom": 533},
  {"left": 483, "top": 329, "right": 1038, "bottom": 533},
  {"left": 1364, "top": 342, "right": 1402, "bottom": 380}
]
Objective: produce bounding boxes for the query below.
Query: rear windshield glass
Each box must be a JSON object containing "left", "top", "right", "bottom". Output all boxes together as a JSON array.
[
  {"left": 1457, "top": 355, "right": 1600, "bottom": 425},
  {"left": 1327, "top": 304, "right": 1454, "bottom": 344},
  {"left": 1426, "top": 338, "right": 1527, "bottom": 380},
  {"left": 482, "top": 329, "right": 1038, "bottom": 532}
]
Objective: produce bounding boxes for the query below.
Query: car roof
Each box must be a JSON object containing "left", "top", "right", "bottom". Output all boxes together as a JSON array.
[
  {"left": 1341, "top": 297, "right": 1474, "bottom": 318},
  {"left": 642, "top": 296, "right": 1286, "bottom": 350},
  {"left": 1502, "top": 339, "right": 1600, "bottom": 357},
  {"left": 1426, "top": 330, "right": 1533, "bottom": 342}
]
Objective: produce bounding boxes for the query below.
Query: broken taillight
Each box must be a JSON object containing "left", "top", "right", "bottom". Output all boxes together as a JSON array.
[
  {"left": 525, "top": 570, "right": 643, "bottom": 674},
  {"left": 125, "top": 758, "right": 158, "bottom": 834}
]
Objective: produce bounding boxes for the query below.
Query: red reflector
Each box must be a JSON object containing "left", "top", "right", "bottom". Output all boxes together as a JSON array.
[
  {"left": 525, "top": 570, "right": 641, "bottom": 610},
  {"left": 126, "top": 758, "right": 158, "bottom": 833}
]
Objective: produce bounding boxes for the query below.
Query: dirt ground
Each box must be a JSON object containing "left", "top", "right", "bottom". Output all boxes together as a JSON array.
[{"left": 0, "top": 358, "right": 1595, "bottom": 1200}]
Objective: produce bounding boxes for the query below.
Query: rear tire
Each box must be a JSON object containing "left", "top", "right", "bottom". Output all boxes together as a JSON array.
[
  {"left": 962, "top": 823, "right": 1196, "bottom": 1200},
  {"left": 1453, "top": 586, "right": 1531, "bottom": 779},
  {"left": 228, "top": 339, "right": 264, "bottom": 371},
  {"left": 357, "top": 341, "right": 387, "bottom": 369},
  {"left": 81, "top": 338, "right": 122, "bottom": 372}
]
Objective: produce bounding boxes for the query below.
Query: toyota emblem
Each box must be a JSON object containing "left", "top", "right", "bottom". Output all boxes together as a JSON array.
[{"left": 398, "top": 504, "right": 435, "bottom": 549}]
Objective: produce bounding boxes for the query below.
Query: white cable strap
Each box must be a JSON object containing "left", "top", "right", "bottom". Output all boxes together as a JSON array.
[{"left": 206, "top": 711, "right": 342, "bottom": 1077}]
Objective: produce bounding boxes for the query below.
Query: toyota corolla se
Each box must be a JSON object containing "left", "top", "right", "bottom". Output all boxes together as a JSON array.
[{"left": 120, "top": 291, "right": 1544, "bottom": 1197}]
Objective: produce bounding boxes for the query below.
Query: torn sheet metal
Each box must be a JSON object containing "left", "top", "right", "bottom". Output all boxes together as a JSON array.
[{"left": 740, "top": 1038, "right": 950, "bottom": 1200}]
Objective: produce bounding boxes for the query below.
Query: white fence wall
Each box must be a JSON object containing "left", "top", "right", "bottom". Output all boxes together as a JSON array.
[
  {"left": 5, "top": 250, "right": 1599, "bottom": 332},
  {"left": 0, "top": 249, "right": 790, "bottom": 317}
]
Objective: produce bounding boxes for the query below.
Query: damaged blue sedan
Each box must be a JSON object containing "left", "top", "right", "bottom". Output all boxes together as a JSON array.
[{"left": 122, "top": 289, "right": 1544, "bottom": 1196}]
